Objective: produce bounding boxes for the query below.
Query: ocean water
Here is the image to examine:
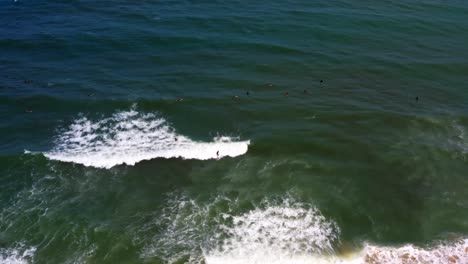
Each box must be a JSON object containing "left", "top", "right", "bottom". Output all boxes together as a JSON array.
[{"left": 1, "top": 0, "right": 468, "bottom": 263}]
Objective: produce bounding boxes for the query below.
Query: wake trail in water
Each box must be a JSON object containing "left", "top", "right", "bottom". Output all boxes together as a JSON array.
[{"left": 36, "top": 109, "right": 249, "bottom": 168}]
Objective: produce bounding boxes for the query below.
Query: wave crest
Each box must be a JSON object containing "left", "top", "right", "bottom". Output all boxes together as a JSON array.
[{"left": 41, "top": 109, "right": 249, "bottom": 168}]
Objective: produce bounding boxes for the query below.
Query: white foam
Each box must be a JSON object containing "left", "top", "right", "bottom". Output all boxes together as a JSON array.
[
  {"left": 451, "top": 120, "right": 468, "bottom": 157},
  {"left": 206, "top": 239, "right": 468, "bottom": 264},
  {"left": 206, "top": 199, "right": 340, "bottom": 258},
  {"left": 204, "top": 198, "right": 341, "bottom": 264},
  {"left": 205, "top": 253, "right": 362, "bottom": 264},
  {"left": 139, "top": 194, "right": 341, "bottom": 264},
  {"left": 41, "top": 109, "right": 249, "bottom": 168},
  {"left": 359, "top": 239, "right": 468, "bottom": 264},
  {"left": 140, "top": 194, "right": 468, "bottom": 264},
  {"left": 0, "top": 246, "right": 36, "bottom": 264},
  {"left": 205, "top": 239, "right": 468, "bottom": 264}
]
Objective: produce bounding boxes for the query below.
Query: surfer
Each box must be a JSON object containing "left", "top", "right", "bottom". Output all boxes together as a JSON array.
[
  {"left": 216, "top": 151, "right": 219, "bottom": 158},
  {"left": 284, "top": 92, "right": 289, "bottom": 96}
]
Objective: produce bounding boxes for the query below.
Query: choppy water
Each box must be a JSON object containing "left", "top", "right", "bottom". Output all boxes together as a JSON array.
[{"left": 1, "top": 0, "right": 468, "bottom": 263}]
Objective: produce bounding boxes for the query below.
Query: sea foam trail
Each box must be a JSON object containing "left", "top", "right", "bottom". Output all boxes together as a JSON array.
[{"left": 41, "top": 110, "right": 249, "bottom": 168}]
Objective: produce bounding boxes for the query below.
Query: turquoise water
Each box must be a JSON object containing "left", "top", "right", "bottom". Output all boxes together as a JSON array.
[{"left": 1, "top": 1, "right": 468, "bottom": 263}]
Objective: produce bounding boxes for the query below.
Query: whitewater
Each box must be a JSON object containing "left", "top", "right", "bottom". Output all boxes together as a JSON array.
[{"left": 38, "top": 109, "right": 249, "bottom": 168}]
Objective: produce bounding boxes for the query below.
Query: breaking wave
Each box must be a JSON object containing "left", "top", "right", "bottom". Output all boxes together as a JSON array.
[
  {"left": 137, "top": 193, "right": 467, "bottom": 264},
  {"left": 204, "top": 198, "right": 340, "bottom": 264},
  {"left": 359, "top": 239, "right": 468, "bottom": 264},
  {"left": 139, "top": 194, "right": 341, "bottom": 264},
  {"left": 40, "top": 109, "right": 249, "bottom": 168},
  {"left": 205, "top": 239, "right": 468, "bottom": 264}
]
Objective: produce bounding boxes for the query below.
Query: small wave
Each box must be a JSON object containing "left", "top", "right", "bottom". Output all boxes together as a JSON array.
[
  {"left": 0, "top": 246, "right": 36, "bottom": 264},
  {"left": 40, "top": 109, "right": 249, "bottom": 168}
]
